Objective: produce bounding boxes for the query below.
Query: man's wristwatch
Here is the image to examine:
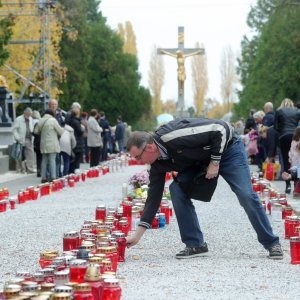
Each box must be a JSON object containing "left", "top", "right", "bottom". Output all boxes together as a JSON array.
[{"left": 210, "top": 160, "right": 220, "bottom": 166}]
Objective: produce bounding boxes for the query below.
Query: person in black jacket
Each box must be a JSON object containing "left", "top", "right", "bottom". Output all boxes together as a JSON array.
[
  {"left": 66, "top": 106, "right": 84, "bottom": 173},
  {"left": 126, "top": 118, "right": 282, "bottom": 260},
  {"left": 115, "top": 116, "right": 125, "bottom": 153},
  {"left": 262, "top": 102, "right": 275, "bottom": 127},
  {"left": 98, "top": 111, "right": 111, "bottom": 161},
  {"left": 274, "top": 98, "right": 300, "bottom": 193}
]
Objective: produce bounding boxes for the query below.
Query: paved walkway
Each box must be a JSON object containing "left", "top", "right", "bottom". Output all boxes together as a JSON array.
[{"left": 0, "top": 166, "right": 299, "bottom": 299}]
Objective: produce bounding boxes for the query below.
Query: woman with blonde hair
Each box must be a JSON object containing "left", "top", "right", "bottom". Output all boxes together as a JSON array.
[{"left": 274, "top": 98, "right": 300, "bottom": 193}]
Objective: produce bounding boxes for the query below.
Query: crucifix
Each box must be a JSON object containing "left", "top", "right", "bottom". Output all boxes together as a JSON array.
[{"left": 158, "top": 26, "right": 205, "bottom": 116}]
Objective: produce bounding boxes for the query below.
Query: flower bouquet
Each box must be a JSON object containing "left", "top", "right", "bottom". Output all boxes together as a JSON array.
[{"left": 128, "top": 170, "right": 149, "bottom": 189}]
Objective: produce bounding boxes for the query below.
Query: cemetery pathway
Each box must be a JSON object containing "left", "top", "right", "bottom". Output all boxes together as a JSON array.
[{"left": 0, "top": 165, "right": 299, "bottom": 299}]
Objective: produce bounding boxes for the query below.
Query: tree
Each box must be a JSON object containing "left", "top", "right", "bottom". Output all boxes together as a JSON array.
[
  {"left": 220, "top": 45, "right": 237, "bottom": 113},
  {"left": 205, "top": 98, "right": 227, "bottom": 119},
  {"left": 58, "top": 0, "right": 91, "bottom": 108},
  {"left": 148, "top": 45, "right": 164, "bottom": 116},
  {"left": 191, "top": 42, "right": 208, "bottom": 116},
  {"left": 0, "top": 15, "right": 15, "bottom": 67},
  {"left": 117, "top": 21, "right": 137, "bottom": 56},
  {"left": 163, "top": 99, "right": 176, "bottom": 115},
  {"left": 86, "top": 18, "right": 151, "bottom": 125},
  {"left": 235, "top": 1, "right": 300, "bottom": 117}
]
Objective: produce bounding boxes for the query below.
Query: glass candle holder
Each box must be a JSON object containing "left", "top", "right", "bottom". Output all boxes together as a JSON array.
[
  {"left": 18, "top": 191, "right": 25, "bottom": 204},
  {"left": 68, "top": 179, "right": 75, "bottom": 188},
  {"left": 290, "top": 236, "right": 300, "bottom": 264},
  {"left": 81, "top": 172, "right": 86, "bottom": 182},
  {"left": 69, "top": 260, "right": 87, "bottom": 283},
  {"left": 98, "top": 247, "right": 118, "bottom": 273},
  {"left": 84, "top": 264, "right": 103, "bottom": 300},
  {"left": 54, "top": 270, "right": 70, "bottom": 286},
  {"left": 151, "top": 215, "right": 159, "bottom": 229},
  {"left": 271, "top": 203, "right": 282, "bottom": 222},
  {"left": 158, "top": 213, "right": 166, "bottom": 228},
  {"left": 118, "top": 219, "right": 130, "bottom": 236},
  {"left": 160, "top": 204, "right": 170, "bottom": 224},
  {"left": 96, "top": 204, "right": 106, "bottom": 221},
  {"left": 101, "top": 278, "right": 121, "bottom": 300},
  {"left": 282, "top": 206, "right": 293, "bottom": 220},
  {"left": 0, "top": 200, "right": 8, "bottom": 213},
  {"left": 115, "top": 232, "right": 126, "bottom": 262},
  {"left": 63, "top": 231, "right": 80, "bottom": 251},
  {"left": 122, "top": 200, "right": 132, "bottom": 229},
  {"left": 73, "top": 283, "right": 93, "bottom": 300}
]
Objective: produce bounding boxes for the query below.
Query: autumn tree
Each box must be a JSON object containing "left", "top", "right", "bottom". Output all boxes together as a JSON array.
[
  {"left": 148, "top": 45, "right": 164, "bottom": 116},
  {"left": 117, "top": 21, "right": 137, "bottom": 56},
  {"left": 0, "top": 1, "right": 63, "bottom": 98},
  {"left": 191, "top": 42, "right": 208, "bottom": 116},
  {"left": 205, "top": 97, "right": 227, "bottom": 119},
  {"left": 220, "top": 45, "right": 237, "bottom": 113},
  {"left": 163, "top": 99, "right": 176, "bottom": 115}
]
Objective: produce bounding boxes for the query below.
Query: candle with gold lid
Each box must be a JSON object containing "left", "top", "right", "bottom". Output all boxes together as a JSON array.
[
  {"left": 52, "top": 292, "right": 72, "bottom": 300},
  {"left": 84, "top": 264, "right": 103, "bottom": 300},
  {"left": 73, "top": 283, "right": 93, "bottom": 300}
]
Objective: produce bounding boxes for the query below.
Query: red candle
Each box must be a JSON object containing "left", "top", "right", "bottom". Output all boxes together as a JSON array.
[
  {"left": 81, "top": 172, "right": 86, "bottom": 182},
  {"left": 68, "top": 179, "right": 75, "bottom": 188},
  {"left": 102, "top": 278, "right": 121, "bottom": 300},
  {"left": 73, "top": 283, "right": 93, "bottom": 300},
  {"left": 69, "top": 259, "right": 87, "bottom": 283},
  {"left": 160, "top": 204, "right": 170, "bottom": 224},
  {"left": 115, "top": 232, "right": 126, "bottom": 262},
  {"left": 290, "top": 237, "right": 300, "bottom": 264},
  {"left": 0, "top": 200, "right": 7, "bottom": 212},
  {"left": 95, "top": 204, "right": 106, "bottom": 221},
  {"left": 151, "top": 215, "right": 159, "bottom": 229},
  {"left": 63, "top": 231, "right": 80, "bottom": 251},
  {"left": 9, "top": 197, "right": 16, "bottom": 210}
]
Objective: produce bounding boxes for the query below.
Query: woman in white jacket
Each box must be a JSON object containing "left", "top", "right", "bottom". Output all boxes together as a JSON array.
[
  {"left": 87, "top": 109, "right": 103, "bottom": 167},
  {"left": 59, "top": 123, "right": 77, "bottom": 176}
]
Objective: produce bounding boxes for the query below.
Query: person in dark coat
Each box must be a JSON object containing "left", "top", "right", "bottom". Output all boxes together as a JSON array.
[
  {"left": 66, "top": 106, "right": 84, "bottom": 173},
  {"left": 115, "top": 116, "right": 125, "bottom": 153},
  {"left": 126, "top": 118, "right": 282, "bottom": 260},
  {"left": 274, "top": 98, "right": 300, "bottom": 193},
  {"left": 262, "top": 102, "right": 275, "bottom": 127},
  {"left": 244, "top": 109, "right": 256, "bottom": 134},
  {"left": 98, "top": 111, "right": 111, "bottom": 161}
]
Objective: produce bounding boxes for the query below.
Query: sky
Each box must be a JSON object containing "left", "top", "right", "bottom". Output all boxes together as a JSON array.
[{"left": 100, "top": 0, "right": 257, "bottom": 108}]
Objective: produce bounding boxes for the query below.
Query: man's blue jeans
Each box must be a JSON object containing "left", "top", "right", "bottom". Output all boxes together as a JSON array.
[{"left": 169, "top": 138, "right": 279, "bottom": 249}]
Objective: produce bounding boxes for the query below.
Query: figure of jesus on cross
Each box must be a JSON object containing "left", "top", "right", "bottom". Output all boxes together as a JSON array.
[{"left": 158, "top": 27, "right": 205, "bottom": 115}]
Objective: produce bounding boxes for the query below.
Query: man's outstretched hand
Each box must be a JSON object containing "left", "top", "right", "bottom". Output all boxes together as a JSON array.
[{"left": 126, "top": 226, "right": 146, "bottom": 248}]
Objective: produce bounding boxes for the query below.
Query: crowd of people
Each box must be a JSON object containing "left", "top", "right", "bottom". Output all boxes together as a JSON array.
[
  {"left": 232, "top": 98, "right": 300, "bottom": 195},
  {"left": 12, "top": 99, "right": 131, "bottom": 183}
]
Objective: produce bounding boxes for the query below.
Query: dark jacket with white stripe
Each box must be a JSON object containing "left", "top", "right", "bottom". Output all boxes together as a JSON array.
[{"left": 139, "top": 118, "right": 234, "bottom": 229}]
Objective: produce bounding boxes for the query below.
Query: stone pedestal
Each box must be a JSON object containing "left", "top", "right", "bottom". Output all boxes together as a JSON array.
[{"left": 0, "top": 127, "right": 14, "bottom": 146}]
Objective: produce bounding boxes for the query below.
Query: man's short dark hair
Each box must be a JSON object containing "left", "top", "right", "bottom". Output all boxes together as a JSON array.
[
  {"left": 126, "top": 131, "right": 154, "bottom": 151},
  {"left": 99, "top": 111, "right": 105, "bottom": 117}
]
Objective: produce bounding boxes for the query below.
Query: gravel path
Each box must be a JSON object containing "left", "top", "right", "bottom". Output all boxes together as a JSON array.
[{"left": 0, "top": 165, "right": 299, "bottom": 299}]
